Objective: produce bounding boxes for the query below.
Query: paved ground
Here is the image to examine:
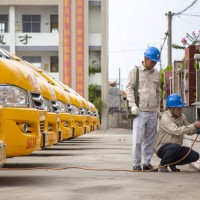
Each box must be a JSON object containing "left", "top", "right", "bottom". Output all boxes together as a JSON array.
[{"left": 0, "top": 128, "right": 200, "bottom": 200}]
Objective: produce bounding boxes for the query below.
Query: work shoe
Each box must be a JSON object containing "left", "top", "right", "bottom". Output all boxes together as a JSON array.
[
  {"left": 169, "top": 165, "right": 180, "bottom": 172},
  {"left": 159, "top": 165, "right": 169, "bottom": 173},
  {"left": 133, "top": 165, "right": 142, "bottom": 171},
  {"left": 143, "top": 164, "right": 158, "bottom": 172}
]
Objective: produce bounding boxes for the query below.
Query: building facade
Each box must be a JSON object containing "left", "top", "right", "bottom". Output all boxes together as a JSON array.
[
  {"left": 0, "top": 0, "right": 108, "bottom": 100},
  {"left": 0, "top": 0, "right": 109, "bottom": 129}
]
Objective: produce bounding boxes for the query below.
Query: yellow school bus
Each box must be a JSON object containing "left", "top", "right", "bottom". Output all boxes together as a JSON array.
[
  {"left": 94, "top": 105, "right": 100, "bottom": 130},
  {"left": 19, "top": 61, "right": 60, "bottom": 147},
  {"left": 4, "top": 48, "right": 87, "bottom": 137},
  {"left": 0, "top": 49, "right": 46, "bottom": 157},
  {"left": 68, "top": 92, "right": 86, "bottom": 136},
  {"left": 22, "top": 62, "right": 73, "bottom": 140},
  {"left": 88, "top": 102, "right": 100, "bottom": 131},
  {"left": 14, "top": 57, "right": 73, "bottom": 140},
  {"left": 56, "top": 81, "right": 100, "bottom": 132},
  {"left": 78, "top": 96, "right": 92, "bottom": 133},
  {"left": 0, "top": 140, "right": 6, "bottom": 167},
  {"left": 36, "top": 77, "right": 59, "bottom": 147},
  {"left": 3, "top": 48, "right": 60, "bottom": 148},
  {"left": 51, "top": 85, "right": 73, "bottom": 140},
  {"left": 30, "top": 70, "right": 85, "bottom": 137},
  {"left": 48, "top": 79, "right": 86, "bottom": 136},
  {"left": 0, "top": 107, "right": 6, "bottom": 167}
]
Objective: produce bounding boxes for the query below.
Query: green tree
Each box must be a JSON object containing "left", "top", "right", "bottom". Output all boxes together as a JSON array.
[
  {"left": 160, "top": 65, "right": 172, "bottom": 111},
  {"left": 88, "top": 84, "right": 104, "bottom": 116}
]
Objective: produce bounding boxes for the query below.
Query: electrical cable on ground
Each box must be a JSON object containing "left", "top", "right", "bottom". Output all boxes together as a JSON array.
[{"left": 0, "top": 135, "right": 199, "bottom": 173}]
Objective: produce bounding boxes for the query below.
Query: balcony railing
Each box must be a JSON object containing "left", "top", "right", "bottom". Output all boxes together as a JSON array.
[{"left": 0, "top": 32, "right": 59, "bottom": 47}]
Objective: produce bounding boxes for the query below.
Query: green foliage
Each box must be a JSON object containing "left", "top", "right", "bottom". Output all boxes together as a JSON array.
[
  {"left": 160, "top": 65, "right": 172, "bottom": 87},
  {"left": 88, "top": 84, "right": 104, "bottom": 115},
  {"left": 93, "top": 97, "right": 105, "bottom": 114},
  {"left": 160, "top": 65, "right": 172, "bottom": 97},
  {"left": 194, "top": 60, "right": 199, "bottom": 70},
  {"left": 89, "top": 66, "right": 101, "bottom": 75},
  {"left": 172, "top": 44, "right": 185, "bottom": 50},
  {"left": 88, "top": 84, "right": 101, "bottom": 102}
]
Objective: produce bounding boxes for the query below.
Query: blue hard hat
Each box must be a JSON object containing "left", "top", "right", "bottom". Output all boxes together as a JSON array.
[
  {"left": 144, "top": 46, "right": 161, "bottom": 62},
  {"left": 166, "top": 94, "right": 186, "bottom": 108}
]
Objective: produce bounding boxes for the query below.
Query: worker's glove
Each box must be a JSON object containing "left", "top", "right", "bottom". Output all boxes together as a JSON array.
[
  {"left": 197, "top": 128, "right": 200, "bottom": 135},
  {"left": 157, "top": 111, "right": 161, "bottom": 118},
  {"left": 131, "top": 105, "right": 139, "bottom": 115}
]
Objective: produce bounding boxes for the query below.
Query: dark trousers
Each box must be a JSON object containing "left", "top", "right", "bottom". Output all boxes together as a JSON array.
[{"left": 157, "top": 143, "right": 199, "bottom": 166}]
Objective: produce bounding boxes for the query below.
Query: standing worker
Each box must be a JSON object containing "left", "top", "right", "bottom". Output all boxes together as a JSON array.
[
  {"left": 125, "top": 46, "right": 160, "bottom": 171},
  {"left": 155, "top": 93, "right": 200, "bottom": 172}
]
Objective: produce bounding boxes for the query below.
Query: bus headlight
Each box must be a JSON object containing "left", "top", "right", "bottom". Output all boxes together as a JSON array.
[
  {"left": 43, "top": 97, "right": 51, "bottom": 111},
  {"left": 57, "top": 101, "right": 67, "bottom": 113},
  {"left": 0, "top": 85, "right": 29, "bottom": 108},
  {"left": 71, "top": 105, "right": 79, "bottom": 115}
]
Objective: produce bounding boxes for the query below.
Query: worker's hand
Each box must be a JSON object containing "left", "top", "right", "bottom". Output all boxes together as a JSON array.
[
  {"left": 197, "top": 128, "right": 200, "bottom": 135},
  {"left": 131, "top": 105, "right": 139, "bottom": 115},
  {"left": 157, "top": 111, "right": 161, "bottom": 119},
  {"left": 194, "top": 121, "right": 200, "bottom": 128}
]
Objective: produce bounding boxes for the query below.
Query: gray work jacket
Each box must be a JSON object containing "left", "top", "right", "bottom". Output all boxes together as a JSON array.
[
  {"left": 154, "top": 110, "right": 196, "bottom": 154},
  {"left": 125, "top": 62, "right": 160, "bottom": 112}
]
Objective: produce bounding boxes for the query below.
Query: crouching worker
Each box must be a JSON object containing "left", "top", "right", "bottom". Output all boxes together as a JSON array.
[{"left": 154, "top": 94, "right": 200, "bottom": 172}]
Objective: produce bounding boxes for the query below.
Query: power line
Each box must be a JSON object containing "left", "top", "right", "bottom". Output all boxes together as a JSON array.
[
  {"left": 173, "top": 0, "right": 199, "bottom": 16},
  {"left": 165, "top": 0, "right": 199, "bottom": 66},
  {"left": 109, "top": 49, "right": 147, "bottom": 53},
  {"left": 160, "top": 33, "right": 168, "bottom": 54},
  {"left": 110, "top": 43, "right": 160, "bottom": 47},
  {"left": 181, "top": 13, "right": 200, "bottom": 17},
  {"left": 176, "top": 17, "right": 200, "bottom": 27},
  {"left": 160, "top": 32, "right": 168, "bottom": 71},
  {"left": 109, "top": 48, "right": 168, "bottom": 53}
]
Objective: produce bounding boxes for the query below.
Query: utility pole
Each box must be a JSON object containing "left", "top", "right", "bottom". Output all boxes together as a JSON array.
[
  {"left": 167, "top": 11, "right": 172, "bottom": 67},
  {"left": 118, "top": 68, "right": 121, "bottom": 128},
  {"left": 165, "top": 1, "right": 198, "bottom": 67},
  {"left": 119, "top": 68, "right": 121, "bottom": 111}
]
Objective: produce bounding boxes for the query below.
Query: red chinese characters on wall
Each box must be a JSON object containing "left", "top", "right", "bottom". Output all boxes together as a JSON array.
[
  {"left": 63, "top": 0, "right": 72, "bottom": 86},
  {"left": 76, "top": 0, "right": 84, "bottom": 96}
]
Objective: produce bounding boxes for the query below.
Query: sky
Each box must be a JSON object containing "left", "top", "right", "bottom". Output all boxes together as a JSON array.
[{"left": 108, "top": 0, "right": 200, "bottom": 89}]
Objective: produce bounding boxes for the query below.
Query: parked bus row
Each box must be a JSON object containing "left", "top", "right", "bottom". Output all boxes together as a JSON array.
[{"left": 0, "top": 48, "right": 100, "bottom": 168}]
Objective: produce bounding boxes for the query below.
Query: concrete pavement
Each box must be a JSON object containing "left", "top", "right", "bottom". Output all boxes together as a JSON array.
[{"left": 0, "top": 128, "right": 200, "bottom": 200}]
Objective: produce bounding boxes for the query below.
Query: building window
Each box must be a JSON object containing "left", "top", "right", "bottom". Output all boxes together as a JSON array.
[
  {"left": 22, "top": 15, "right": 41, "bottom": 32},
  {"left": 0, "top": 15, "right": 8, "bottom": 33},
  {"left": 50, "top": 15, "right": 58, "bottom": 33},
  {"left": 50, "top": 56, "right": 58, "bottom": 72},
  {"left": 22, "top": 56, "right": 42, "bottom": 69}
]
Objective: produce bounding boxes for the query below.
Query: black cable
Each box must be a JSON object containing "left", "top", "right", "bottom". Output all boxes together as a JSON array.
[{"left": 173, "top": 0, "right": 199, "bottom": 16}]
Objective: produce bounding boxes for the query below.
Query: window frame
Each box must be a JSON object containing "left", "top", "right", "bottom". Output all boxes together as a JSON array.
[
  {"left": 50, "top": 56, "right": 58, "bottom": 72},
  {"left": 0, "top": 15, "right": 8, "bottom": 33},
  {"left": 22, "top": 15, "right": 41, "bottom": 33},
  {"left": 50, "top": 15, "right": 58, "bottom": 33}
]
